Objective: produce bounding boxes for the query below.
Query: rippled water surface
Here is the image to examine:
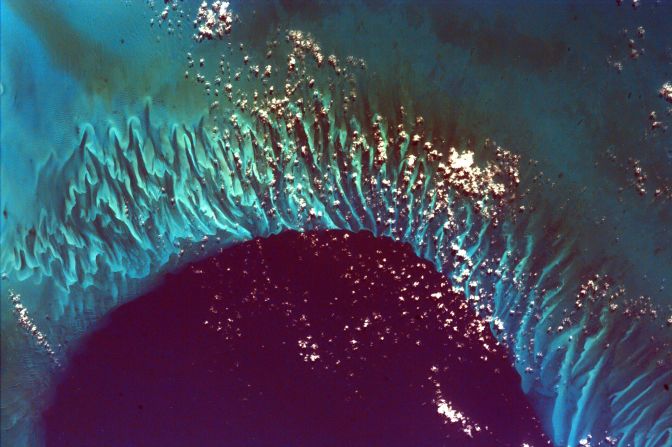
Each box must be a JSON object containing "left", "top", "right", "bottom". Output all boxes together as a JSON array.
[{"left": 1, "top": 1, "right": 671, "bottom": 446}]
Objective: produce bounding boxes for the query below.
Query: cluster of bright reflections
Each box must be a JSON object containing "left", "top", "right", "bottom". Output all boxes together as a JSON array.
[{"left": 1, "top": 2, "right": 670, "bottom": 446}]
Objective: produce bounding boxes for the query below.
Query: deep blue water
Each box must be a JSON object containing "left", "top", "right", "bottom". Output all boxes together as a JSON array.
[
  {"left": 1, "top": 1, "right": 671, "bottom": 446},
  {"left": 42, "top": 231, "right": 548, "bottom": 446}
]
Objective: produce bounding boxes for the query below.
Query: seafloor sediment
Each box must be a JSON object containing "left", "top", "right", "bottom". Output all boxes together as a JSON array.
[{"left": 1, "top": 1, "right": 670, "bottom": 446}]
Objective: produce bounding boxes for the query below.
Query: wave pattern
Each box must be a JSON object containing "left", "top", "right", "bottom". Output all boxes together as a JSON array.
[
  {"left": 1, "top": 2, "right": 671, "bottom": 446},
  {"left": 4, "top": 94, "right": 670, "bottom": 447}
]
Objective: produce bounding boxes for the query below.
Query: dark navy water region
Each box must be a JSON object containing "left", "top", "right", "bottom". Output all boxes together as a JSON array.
[
  {"left": 2, "top": 0, "right": 671, "bottom": 446},
  {"left": 42, "top": 231, "right": 547, "bottom": 447}
]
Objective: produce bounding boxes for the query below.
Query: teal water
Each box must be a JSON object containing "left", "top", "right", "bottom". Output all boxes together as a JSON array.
[{"left": 1, "top": 1, "right": 671, "bottom": 445}]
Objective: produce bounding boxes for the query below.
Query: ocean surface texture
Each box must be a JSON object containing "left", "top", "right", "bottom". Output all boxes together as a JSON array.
[{"left": 1, "top": 1, "right": 671, "bottom": 446}]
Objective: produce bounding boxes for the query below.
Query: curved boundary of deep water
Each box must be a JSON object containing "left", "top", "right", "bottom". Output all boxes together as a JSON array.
[
  {"left": 2, "top": 92, "right": 670, "bottom": 446},
  {"left": 41, "top": 229, "right": 553, "bottom": 446},
  {"left": 1, "top": 1, "right": 670, "bottom": 445}
]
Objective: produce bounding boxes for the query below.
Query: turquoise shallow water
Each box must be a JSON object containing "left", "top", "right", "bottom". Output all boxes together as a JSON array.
[{"left": 1, "top": 1, "right": 671, "bottom": 446}]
